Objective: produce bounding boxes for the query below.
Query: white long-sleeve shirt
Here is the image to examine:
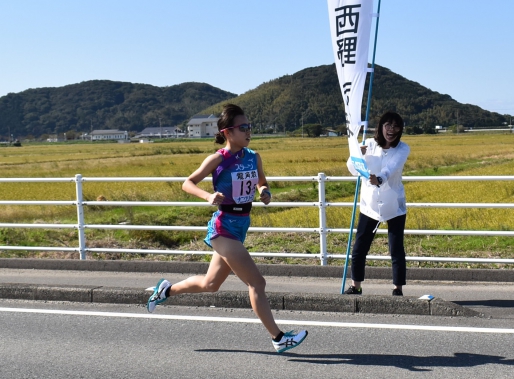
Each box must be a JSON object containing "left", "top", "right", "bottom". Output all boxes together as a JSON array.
[{"left": 347, "top": 138, "right": 410, "bottom": 222}]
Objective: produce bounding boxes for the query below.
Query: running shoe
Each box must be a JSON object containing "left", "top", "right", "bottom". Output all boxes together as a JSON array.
[
  {"left": 392, "top": 288, "right": 403, "bottom": 296},
  {"left": 147, "top": 279, "right": 171, "bottom": 313},
  {"left": 344, "top": 285, "right": 362, "bottom": 295},
  {"left": 272, "top": 330, "right": 308, "bottom": 353}
]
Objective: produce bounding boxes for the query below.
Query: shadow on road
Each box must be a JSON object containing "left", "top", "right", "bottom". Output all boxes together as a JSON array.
[{"left": 196, "top": 350, "right": 514, "bottom": 372}]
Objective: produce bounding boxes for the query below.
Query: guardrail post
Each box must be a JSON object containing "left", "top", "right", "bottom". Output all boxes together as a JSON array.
[
  {"left": 74, "top": 174, "right": 87, "bottom": 260},
  {"left": 318, "top": 172, "right": 328, "bottom": 266}
]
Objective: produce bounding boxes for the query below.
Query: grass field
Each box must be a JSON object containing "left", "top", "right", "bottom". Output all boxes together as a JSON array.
[{"left": 1, "top": 132, "right": 513, "bottom": 268}]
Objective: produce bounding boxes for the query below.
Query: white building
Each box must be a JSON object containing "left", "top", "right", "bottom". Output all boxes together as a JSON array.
[
  {"left": 90, "top": 130, "right": 128, "bottom": 141},
  {"left": 187, "top": 114, "right": 219, "bottom": 138},
  {"left": 325, "top": 129, "right": 340, "bottom": 137},
  {"left": 134, "top": 127, "right": 185, "bottom": 139}
]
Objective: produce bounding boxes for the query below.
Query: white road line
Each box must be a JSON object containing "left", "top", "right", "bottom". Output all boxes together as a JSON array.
[{"left": 1, "top": 307, "right": 513, "bottom": 334}]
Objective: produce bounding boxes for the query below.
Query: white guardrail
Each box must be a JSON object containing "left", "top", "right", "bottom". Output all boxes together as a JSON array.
[{"left": 1, "top": 174, "right": 514, "bottom": 265}]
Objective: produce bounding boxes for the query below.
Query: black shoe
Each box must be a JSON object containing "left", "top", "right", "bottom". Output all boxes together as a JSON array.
[
  {"left": 392, "top": 288, "right": 403, "bottom": 296},
  {"left": 344, "top": 285, "right": 362, "bottom": 295}
]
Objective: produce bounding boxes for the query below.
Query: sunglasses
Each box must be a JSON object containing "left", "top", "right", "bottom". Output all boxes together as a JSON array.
[{"left": 220, "top": 123, "right": 252, "bottom": 133}]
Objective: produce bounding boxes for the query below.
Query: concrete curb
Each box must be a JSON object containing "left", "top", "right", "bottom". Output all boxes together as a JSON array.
[
  {"left": 0, "top": 259, "right": 501, "bottom": 317},
  {"left": 1, "top": 258, "right": 513, "bottom": 282},
  {"left": 0, "top": 283, "right": 482, "bottom": 318}
]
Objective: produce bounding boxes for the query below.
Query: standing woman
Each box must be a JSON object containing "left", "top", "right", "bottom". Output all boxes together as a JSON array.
[
  {"left": 147, "top": 104, "right": 308, "bottom": 353},
  {"left": 344, "top": 111, "right": 410, "bottom": 296}
]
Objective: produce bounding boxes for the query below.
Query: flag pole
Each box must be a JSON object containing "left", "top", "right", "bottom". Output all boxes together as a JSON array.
[{"left": 341, "top": 0, "right": 382, "bottom": 294}]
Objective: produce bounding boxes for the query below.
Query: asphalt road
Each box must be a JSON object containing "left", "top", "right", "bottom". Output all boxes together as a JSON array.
[
  {"left": 1, "top": 300, "right": 514, "bottom": 379},
  {"left": 2, "top": 260, "right": 514, "bottom": 378}
]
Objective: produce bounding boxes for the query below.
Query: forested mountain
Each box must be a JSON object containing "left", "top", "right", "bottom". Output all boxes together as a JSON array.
[
  {"left": 201, "top": 64, "right": 509, "bottom": 134},
  {"left": 0, "top": 64, "right": 509, "bottom": 140},
  {"left": 0, "top": 81, "right": 236, "bottom": 139}
]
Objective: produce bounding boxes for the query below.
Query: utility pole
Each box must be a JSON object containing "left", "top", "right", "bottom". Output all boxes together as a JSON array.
[
  {"left": 301, "top": 109, "right": 310, "bottom": 138},
  {"left": 159, "top": 118, "right": 162, "bottom": 139}
]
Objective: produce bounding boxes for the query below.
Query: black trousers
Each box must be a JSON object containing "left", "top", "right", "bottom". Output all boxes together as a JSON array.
[{"left": 351, "top": 212, "right": 407, "bottom": 286}]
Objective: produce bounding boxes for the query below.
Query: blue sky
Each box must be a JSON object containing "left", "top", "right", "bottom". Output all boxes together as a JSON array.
[{"left": 1, "top": 0, "right": 513, "bottom": 116}]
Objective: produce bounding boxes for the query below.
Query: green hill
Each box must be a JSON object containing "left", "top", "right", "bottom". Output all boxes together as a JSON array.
[
  {"left": 0, "top": 81, "right": 236, "bottom": 140},
  {"left": 201, "top": 64, "right": 509, "bottom": 134},
  {"left": 0, "top": 64, "right": 509, "bottom": 140}
]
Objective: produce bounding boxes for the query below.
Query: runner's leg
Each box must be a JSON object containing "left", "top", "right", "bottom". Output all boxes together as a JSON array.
[
  {"left": 211, "top": 236, "right": 281, "bottom": 338},
  {"left": 169, "top": 252, "right": 232, "bottom": 294}
]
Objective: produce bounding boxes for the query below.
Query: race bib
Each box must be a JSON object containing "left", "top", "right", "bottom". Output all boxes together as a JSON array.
[{"left": 231, "top": 169, "right": 258, "bottom": 204}]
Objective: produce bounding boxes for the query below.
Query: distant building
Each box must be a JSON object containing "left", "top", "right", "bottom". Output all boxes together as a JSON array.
[
  {"left": 135, "top": 127, "right": 184, "bottom": 139},
  {"left": 325, "top": 129, "right": 340, "bottom": 137},
  {"left": 90, "top": 130, "right": 128, "bottom": 141},
  {"left": 187, "top": 114, "right": 218, "bottom": 138}
]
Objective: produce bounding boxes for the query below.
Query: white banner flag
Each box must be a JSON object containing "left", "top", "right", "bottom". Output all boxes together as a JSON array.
[
  {"left": 327, "top": 0, "right": 374, "bottom": 178},
  {"left": 328, "top": 0, "right": 374, "bottom": 136}
]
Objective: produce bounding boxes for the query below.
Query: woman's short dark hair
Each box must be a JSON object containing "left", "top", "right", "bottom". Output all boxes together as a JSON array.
[
  {"left": 215, "top": 104, "right": 245, "bottom": 144},
  {"left": 374, "top": 111, "right": 404, "bottom": 148}
]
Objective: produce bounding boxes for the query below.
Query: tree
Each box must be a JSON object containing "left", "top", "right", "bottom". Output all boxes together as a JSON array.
[{"left": 304, "top": 123, "right": 323, "bottom": 137}]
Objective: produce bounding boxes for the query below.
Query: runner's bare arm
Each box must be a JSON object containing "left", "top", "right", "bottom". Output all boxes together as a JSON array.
[
  {"left": 256, "top": 153, "right": 271, "bottom": 205},
  {"left": 182, "top": 153, "right": 224, "bottom": 204}
]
